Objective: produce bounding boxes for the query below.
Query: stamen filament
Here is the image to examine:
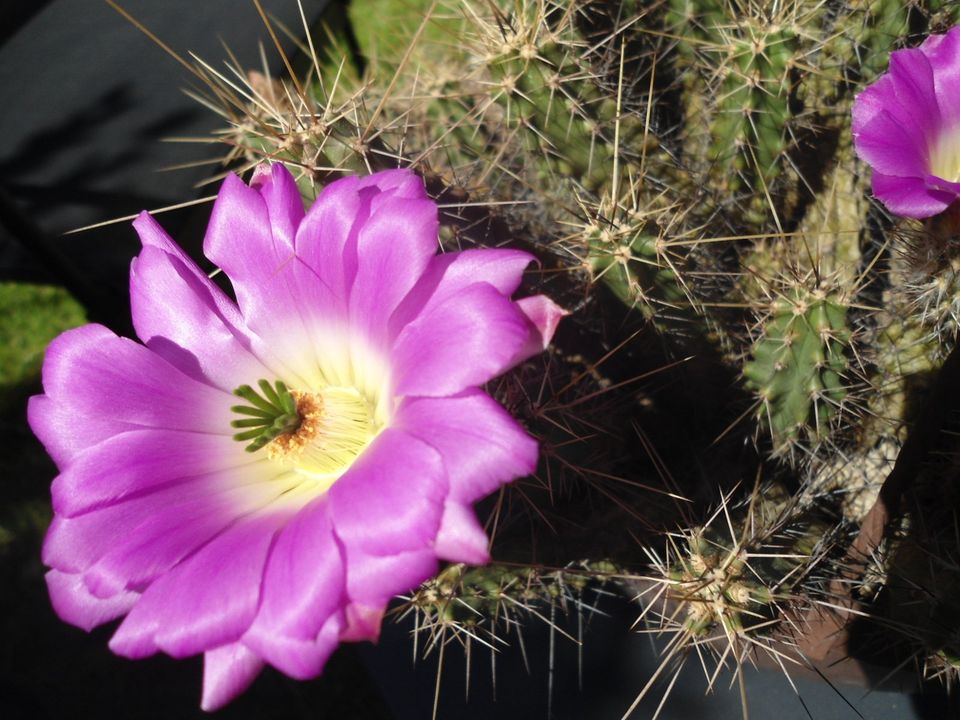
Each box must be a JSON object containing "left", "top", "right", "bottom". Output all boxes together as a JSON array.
[{"left": 259, "top": 378, "right": 282, "bottom": 406}]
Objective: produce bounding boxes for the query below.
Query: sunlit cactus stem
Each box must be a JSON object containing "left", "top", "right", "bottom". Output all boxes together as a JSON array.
[{"left": 743, "top": 288, "right": 851, "bottom": 456}]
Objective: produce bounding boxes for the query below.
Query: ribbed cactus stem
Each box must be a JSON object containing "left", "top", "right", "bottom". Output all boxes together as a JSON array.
[{"left": 744, "top": 289, "right": 850, "bottom": 452}]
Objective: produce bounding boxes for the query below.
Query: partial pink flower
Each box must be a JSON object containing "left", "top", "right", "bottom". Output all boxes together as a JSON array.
[
  {"left": 29, "top": 164, "right": 564, "bottom": 710},
  {"left": 852, "top": 26, "right": 960, "bottom": 218}
]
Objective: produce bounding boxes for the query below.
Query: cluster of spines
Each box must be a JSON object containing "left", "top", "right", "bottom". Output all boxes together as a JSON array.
[
  {"left": 399, "top": 559, "right": 616, "bottom": 682},
  {"left": 896, "top": 207, "right": 960, "bottom": 348},
  {"left": 407, "top": 562, "right": 607, "bottom": 627},
  {"left": 628, "top": 485, "right": 838, "bottom": 715},
  {"left": 584, "top": 209, "right": 693, "bottom": 322}
]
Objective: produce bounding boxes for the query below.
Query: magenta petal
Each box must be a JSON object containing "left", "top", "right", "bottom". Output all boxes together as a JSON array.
[
  {"left": 391, "top": 283, "right": 530, "bottom": 397},
  {"left": 28, "top": 395, "right": 137, "bottom": 470},
  {"left": 82, "top": 472, "right": 287, "bottom": 598},
  {"left": 37, "top": 324, "right": 233, "bottom": 434},
  {"left": 204, "top": 172, "right": 284, "bottom": 258},
  {"left": 250, "top": 163, "right": 306, "bottom": 249},
  {"left": 343, "top": 546, "right": 438, "bottom": 609},
  {"left": 872, "top": 172, "right": 955, "bottom": 218},
  {"left": 925, "top": 173, "right": 960, "bottom": 195},
  {"left": 434, "top": 502, "right": 490, "bottom": 565},
  {"left": 43, "top": 512, "right": 141, "bottom": 574},
  {"left": 244, "top": 498, "right": 344, "bottom": 646},
  {"left": 293, "top": 175, "right": 365, "bottom": 324},
  {"left": 132, "top": 213, "right": 288, "bottom": 384},
  {"left": 46, "top": 570, "right": 138, "bottom": 631},
  {"left": 133, "top": 212, "right": 245, "bottom": 330},
  {"left": 854, "top": 108, "right": 928, "bottom": 178},
  {"left": 851, "top": 77, "right": 888, "bottom": 136},
  {"left": 512, "top": 294, "right": 566, "bottom": 364},
  {"left": 130, "top": 245, "right": 271, "bottom": 391},
  {"left": 244, "top": 613, "right": 343, "bottom": 681},
  {"left": 922, "top": 26, "right": 960, "bottom": 125},
  {"left": 358, "top": 167, "right": 428, "bottom": 197},
  {"left": 884, "top": 49, "right": 940, "bottom": 146},
  {"left": 201, "top": 643, "right": 265, "bottom": 712},
  {"left": 44, "top": 482, "right": 217, "bottom": 573},
  {"left": 852, "top": 50, "right": 939, "bottom": 145},
  {"left": 388, "top": 248, "right": 535, "bottom": 340},
  {"left": 51, "top": 429, "right": 251, "bottom": 517},
  {"left": 43, "top": 470, "right": 271, "bottom": 574},
  {"left": 289, "top": 176, "right": 380, "bottom": 385},
  {"left": 395, "top": 390, "right": 537, "bottom": 503},
  {"left": 109, "top": 512, "right": 288, "bottom": 659},
  {"left": 340, "top": 603, "right": 386, "bottom": 642},
  {"left": 329, "top": 428, "right": 446, "bottom": 556},
  {"left": 349, "top": 192, "right": 438, "bottom": 346},
  {"left": 203, "top": 174, "right": 318, "bottom": 385}
]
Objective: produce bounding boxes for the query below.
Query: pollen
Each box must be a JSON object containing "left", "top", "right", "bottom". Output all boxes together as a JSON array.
[
  {"left": 266, "top": 391, "right": 324, "bottom": 460},
  {"left": 267, "top": 385, "right": 380, "bottom": 482}
]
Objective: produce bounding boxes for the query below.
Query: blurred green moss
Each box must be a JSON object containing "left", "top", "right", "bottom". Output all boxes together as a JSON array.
[{"left": 0, "top": 281, "right": 86, "bottom": 407}]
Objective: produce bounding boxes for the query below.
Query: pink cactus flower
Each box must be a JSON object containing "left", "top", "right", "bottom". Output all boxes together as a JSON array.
[
  {"left": 853, "top": 26, "right": 960, "bottom": 218},
  {"left": 29, "top": 164, "right": 564, "bottom": 710}
]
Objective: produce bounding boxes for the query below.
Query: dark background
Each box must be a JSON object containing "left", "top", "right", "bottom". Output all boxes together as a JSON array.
[{"left": 0, "top": 2, "right": 954, "bottom": 718}]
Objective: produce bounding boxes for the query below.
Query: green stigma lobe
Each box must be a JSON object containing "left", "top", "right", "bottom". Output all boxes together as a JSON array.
[{"left": 230, "top": 380, "right": 302, "bottom": 453}]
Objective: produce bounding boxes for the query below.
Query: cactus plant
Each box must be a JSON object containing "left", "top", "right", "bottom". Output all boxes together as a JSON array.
[{"left": 112, "top": 0, "right": 960, "bottom": 712}]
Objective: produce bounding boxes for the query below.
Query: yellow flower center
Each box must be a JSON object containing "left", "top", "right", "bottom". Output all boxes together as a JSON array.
[
  {"left": 266, "top": 387, "right": 379, "bottom": 494},
  {"left": 931, "top": 130, "right": 960, "bottom": 183},
  {"left": 230, "top": 378, "right": 383, "bottom": 501}
]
